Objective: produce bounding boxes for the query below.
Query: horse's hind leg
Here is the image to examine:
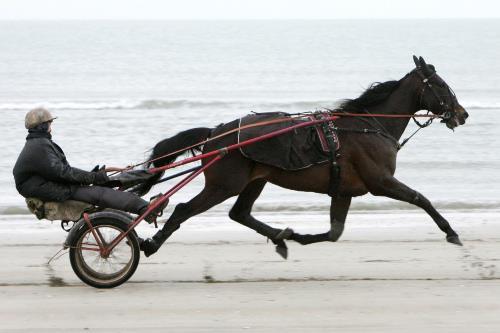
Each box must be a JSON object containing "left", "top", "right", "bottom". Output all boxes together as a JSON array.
[
  {"left": 142, "top": 185, "right": 237, "bottom": 257},
  {"left": 290, "top": 196, "right": 351, "bottom": 245},
  {"left": 229, "top": 179, "right": 294, "bottom": 259}
]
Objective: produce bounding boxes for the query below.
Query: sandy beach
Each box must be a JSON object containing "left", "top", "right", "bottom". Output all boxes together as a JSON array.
[{"left": 1, "top": 210, "right": 499, "bottom": 332}]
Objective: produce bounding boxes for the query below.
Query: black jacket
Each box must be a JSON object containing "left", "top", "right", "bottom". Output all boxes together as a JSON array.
[{"left": 13, "top": 136, "right": 105, "bottom": 202}]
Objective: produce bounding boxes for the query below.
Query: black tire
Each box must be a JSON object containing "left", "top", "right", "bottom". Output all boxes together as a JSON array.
[{"left": 69, "top": 217, "right": 140, "bottom": 288}]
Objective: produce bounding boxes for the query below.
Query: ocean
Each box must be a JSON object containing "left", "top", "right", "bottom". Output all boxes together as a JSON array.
[{"left": 1, "top": 19, "right": 499, "bottom": 219}]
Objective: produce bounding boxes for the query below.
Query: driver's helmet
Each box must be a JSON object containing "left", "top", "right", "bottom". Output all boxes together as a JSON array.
[{"left": 25, "top": 107, "right": 57, "bottom": 129}]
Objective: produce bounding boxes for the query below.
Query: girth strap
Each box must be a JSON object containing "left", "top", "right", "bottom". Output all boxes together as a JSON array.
[{"left": 316, "top": 114, "right": 341, "bottom": 198}]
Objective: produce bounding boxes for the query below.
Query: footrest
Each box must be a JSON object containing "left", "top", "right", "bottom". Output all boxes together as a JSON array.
[{"left": 145, "top": 194, "right": 169, "bottom": 226}]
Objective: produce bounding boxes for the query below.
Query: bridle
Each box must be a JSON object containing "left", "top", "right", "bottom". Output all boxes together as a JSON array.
[
  {"left": 358, "top": 67, "right": 459, "bottom": 149},
  {"left": 414, "top": 66, "right": 456, "bottom": 124}
]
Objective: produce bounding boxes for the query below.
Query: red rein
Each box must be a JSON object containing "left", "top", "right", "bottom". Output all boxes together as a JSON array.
[
  {"left": 136, "top": 112, "right": 440, "bottom": 172},
  {"left": 146, "top": 112, "right": 439, "bottom": 175},
  {"left": 327, "top": 112, "right": 440, "bottom": 119}
]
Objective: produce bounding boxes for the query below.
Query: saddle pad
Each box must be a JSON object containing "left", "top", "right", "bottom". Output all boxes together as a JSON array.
[{"left": 238, "top": 112, "right": 337, "bottom": 171}]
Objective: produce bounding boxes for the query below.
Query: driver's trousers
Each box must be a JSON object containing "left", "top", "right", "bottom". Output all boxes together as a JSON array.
[{"left": 70, "top": 186, "right": 148, "bottom": 214}]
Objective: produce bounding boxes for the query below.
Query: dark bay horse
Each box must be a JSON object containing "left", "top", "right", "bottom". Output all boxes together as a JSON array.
[{"left": 139, "top": 56, "right": 469, "bottom": 258}]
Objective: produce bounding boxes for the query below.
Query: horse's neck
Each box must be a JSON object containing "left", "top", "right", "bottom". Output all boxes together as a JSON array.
[{"left": 365, "top": 84, "right": 419, "bottom": 141}]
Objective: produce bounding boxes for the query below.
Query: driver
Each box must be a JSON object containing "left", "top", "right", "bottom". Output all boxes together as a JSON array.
[{"left": 13, "top": 108, "right": 153, "bottom": 219}]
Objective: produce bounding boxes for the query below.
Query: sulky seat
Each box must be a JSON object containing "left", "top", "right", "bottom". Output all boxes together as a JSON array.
[{"left": 26, "top": 197, "right": 93, "bottom": 222}]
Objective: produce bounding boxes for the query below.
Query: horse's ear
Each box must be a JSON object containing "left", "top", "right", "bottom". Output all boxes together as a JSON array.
[
  {"left": 419, "top": 56, "right": 435, "bottom": 74},
  {"left": 413, "top": 55, "right": 420, "bottom": 67},
  {"left": 419, "top": 56, "right": 427, "bottom": 67}
]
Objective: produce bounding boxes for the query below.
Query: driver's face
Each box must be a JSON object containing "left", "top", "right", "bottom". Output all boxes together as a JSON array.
[{"left": 48, "top": 121, "right": 52, "bottom": 133}]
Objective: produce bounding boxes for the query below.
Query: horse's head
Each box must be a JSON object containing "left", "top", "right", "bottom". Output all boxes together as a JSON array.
[{"left": 411, "top": 55, "right": 468, "bottom": 129}]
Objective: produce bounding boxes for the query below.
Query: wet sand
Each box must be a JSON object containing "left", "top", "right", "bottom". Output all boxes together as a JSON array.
[{"left": 1, "top": 210, "right": 500, "bottom": 332}]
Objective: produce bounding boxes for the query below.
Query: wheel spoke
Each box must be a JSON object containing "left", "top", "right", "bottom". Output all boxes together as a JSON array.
[
  {"left": 79, "top": 226, "right": 133, "bottom": 276},
  {"left": 71, "top": 220, "right": 139, "bottom": 288}
]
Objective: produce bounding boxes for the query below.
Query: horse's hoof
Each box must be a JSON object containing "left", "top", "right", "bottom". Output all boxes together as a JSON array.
[
  {"left": 141, "top": 238, "right": 159, "bottom": 257},
  {"left": 275, "top": 245, "right": 288, "bottom": 260},
  {"left": 446, "top": 235, "right": 463, "bottom": 246},
  {"left": 276, "top": 228, "right": 294, "bottom": 240}
]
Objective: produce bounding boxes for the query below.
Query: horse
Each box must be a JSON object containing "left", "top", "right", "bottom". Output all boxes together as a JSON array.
[{"left": 138, "top": 56, "right": 469, "bottom": 258}]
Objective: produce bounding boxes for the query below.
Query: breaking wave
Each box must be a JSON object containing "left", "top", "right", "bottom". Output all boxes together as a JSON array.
[
  {"left": 0, "top": 99, "right": 336, "bottom": 111},
  {"left": 2, "top": 200, "right": 499, "bottom": 216},
  {"left": 251, "top": 201, "right": 500, "bottom": 213},
  {"left": 1, "top": 99, "right": 498, "bottom": 111}
]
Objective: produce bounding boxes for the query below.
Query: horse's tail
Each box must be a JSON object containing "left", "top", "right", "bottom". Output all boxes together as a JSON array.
[{"left": 130, "top": 127, "right": 211, "bottom": 197}]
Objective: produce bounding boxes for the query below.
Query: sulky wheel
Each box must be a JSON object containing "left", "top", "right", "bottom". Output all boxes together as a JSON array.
[{"left": 69, "top": 216, "right": 140, "bottom": 288}]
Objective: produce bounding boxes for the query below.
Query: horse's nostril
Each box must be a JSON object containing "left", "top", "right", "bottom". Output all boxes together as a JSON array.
[{"left": 464, "top": 111, "right": 469, "bottom": 119}]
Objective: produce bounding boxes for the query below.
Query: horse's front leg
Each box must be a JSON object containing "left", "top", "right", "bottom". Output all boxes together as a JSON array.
[
  {"left": 369, "top": 176, "right": 462, "bottom": 245},
  {"left": 290, "top": 196, "right": 352, "bottom": 245}
]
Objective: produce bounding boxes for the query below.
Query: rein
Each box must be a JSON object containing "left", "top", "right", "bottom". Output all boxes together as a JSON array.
[
  {"left": 125, "top": 111, "right": 442, "bottom": 171},
  {"left": 398, "top": 115, "right": 434, "bottom": 149}
]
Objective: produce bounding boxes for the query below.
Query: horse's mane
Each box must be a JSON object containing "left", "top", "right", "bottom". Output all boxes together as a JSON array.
[{"left": 338, "top": 75, "right": 407, "bottom": 112}]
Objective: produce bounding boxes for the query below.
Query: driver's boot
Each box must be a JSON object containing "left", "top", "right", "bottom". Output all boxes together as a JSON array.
[{"left": 141, "top": 224, "right": 180, "bottom": 257}]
